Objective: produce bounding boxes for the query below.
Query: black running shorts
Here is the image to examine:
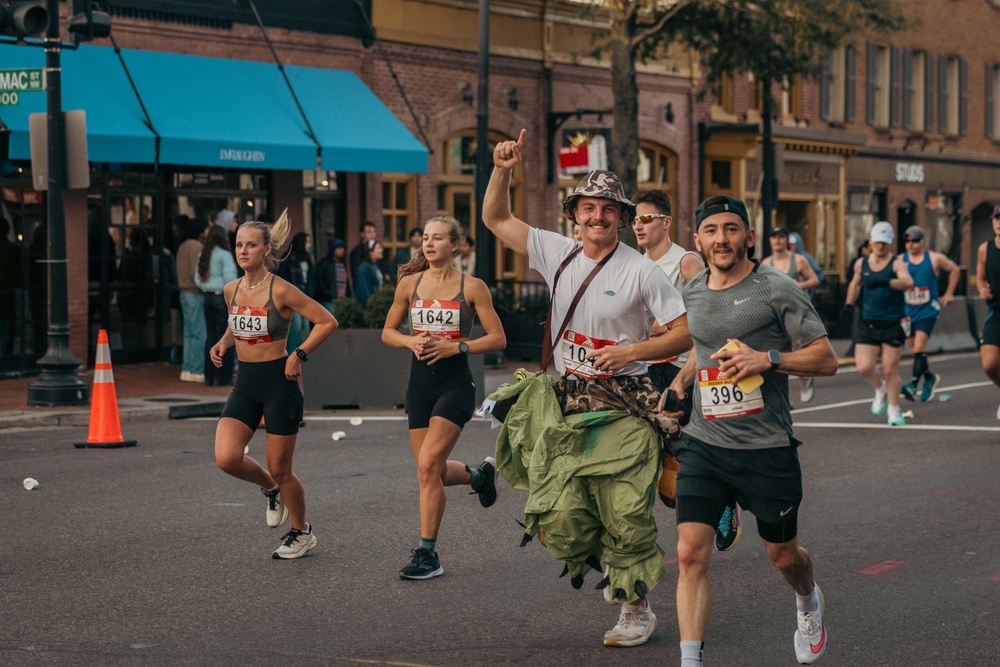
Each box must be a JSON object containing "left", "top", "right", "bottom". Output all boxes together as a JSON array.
[
  {"left": 983, "top": 310, "right": 1000, "bottom": 347},
  {"left": 856, "top": 318, "right": 906, "bottom": 348},
  {"left": 405, "top": 354, "right": 476, "bottom": 430},
  {"left": 674, "top": 432, "right": 802, "bottom": 543},
  {"left": 220, "top": 357, "right": 303, "bottom": 436}
]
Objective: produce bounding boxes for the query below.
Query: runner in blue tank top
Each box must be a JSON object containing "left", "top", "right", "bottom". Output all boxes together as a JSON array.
[
  {"left": 898, "top": 225, "right": 960, "bottom": 402},
  {"left": 845, "top": 221, "right": 913, "bottom": 426}
]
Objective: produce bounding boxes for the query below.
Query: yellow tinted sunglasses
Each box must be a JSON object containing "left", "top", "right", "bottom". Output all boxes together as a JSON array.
[{"left": 632, "top": 213, "right": 667, "bottom": 225}]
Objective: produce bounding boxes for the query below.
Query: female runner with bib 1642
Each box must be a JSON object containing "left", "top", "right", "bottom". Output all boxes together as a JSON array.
[
  {"left": 382, "top": 216, "right": 507, "bottom": 580},
  {"left": 210, "top": 210, "right": 337, "bottom": 560}
]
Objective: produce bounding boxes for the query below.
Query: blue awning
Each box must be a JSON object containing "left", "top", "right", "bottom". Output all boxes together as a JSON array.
[
  {"left": 286, "top": 65, "right": 428, "bottom": 173},
  {"left": 0, "top": 42, "right": 157, "bottom": 164},
  {"left": 2, "top": 44, "right": 427, "bottom": 173},
  {"left": 120, "top": 48, "right": 318, "bottom": 170}
]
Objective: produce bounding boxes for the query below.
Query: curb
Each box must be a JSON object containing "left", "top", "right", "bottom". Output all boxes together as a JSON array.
[{"left": 0, "top": 395, "right": 225, "bottom": 430}]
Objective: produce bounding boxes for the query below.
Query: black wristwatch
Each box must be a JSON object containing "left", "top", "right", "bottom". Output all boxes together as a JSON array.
[
  {"left": 458, "top": 342, "right": 469, "bottom": 354},
  {"left": 767, "top": 349, "right": 781, "bottom": 370},
  {"left": 294, "top": 348, "right": 308, "bottom": 363}
]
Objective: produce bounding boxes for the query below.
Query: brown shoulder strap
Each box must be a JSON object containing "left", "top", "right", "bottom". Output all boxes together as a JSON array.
[{"left": 539, "top": 243, "right": 618, "bottom": 373}]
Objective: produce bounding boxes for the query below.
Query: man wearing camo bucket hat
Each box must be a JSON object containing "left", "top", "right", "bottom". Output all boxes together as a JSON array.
[{"left": 481, "top": 129, "right": 692, "bottom": 647}]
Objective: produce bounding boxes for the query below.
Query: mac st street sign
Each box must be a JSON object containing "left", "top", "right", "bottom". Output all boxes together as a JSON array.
[{"left": 0, "top": 68, "right": 46, "bottom": 106}]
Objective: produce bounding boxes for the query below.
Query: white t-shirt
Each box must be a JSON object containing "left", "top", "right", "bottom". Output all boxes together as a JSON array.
[
  {"left": 528, "top": 228, "right": 686, "bottom": 378},
  {"left": 652, "top": 243, "right": 704, "bottom": 368}
]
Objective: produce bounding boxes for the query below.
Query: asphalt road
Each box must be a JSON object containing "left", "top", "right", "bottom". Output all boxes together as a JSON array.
[{"left": 2, "top": 352, "right": 999, "bottom": 666}]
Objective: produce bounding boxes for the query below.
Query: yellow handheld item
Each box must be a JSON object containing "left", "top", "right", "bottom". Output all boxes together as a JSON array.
[{"left": 718, "top": 341, "right": 764, "bottom": 394}]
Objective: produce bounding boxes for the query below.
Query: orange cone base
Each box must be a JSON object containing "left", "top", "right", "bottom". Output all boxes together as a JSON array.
[{"left": 74, "top": 440, "right": 138, "bottom": 449}]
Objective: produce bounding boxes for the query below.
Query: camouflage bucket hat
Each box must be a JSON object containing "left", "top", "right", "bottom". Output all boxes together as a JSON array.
[{"left": 562, "top": 170, "right": 637, "bottom": 225}]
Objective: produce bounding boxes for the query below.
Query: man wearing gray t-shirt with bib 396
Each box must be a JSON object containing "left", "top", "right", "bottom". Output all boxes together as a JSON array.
[{"left": 661, "top": 195, "right": 838, "bottom": 667}]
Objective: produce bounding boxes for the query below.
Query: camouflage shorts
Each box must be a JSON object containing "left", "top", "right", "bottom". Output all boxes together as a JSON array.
[{"left": 553, "top": 374, "right": 680, "bottom": 452}]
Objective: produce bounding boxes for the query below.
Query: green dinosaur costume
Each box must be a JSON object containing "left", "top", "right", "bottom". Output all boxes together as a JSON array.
[{"left": 487, "top": 371, "right": 676, "bottom": 603}]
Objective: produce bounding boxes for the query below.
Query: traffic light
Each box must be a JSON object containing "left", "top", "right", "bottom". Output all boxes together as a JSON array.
[
  {"left": 68, "top": 0, "right": 110, "bottom": 44},
  {"left": 0, "top": 1, "right": 50, "bottom": 38}
]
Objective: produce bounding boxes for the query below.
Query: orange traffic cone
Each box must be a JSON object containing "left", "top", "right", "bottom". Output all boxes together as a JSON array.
[{"left": 74, "top": 330, "right": 137, "bottom": 449}]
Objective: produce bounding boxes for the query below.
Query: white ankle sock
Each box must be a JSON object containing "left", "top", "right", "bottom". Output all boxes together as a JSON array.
[
  {"left": 796, "top": 586, "right": 819, "bottom": 612},
  {"left": 680, "top": 640, "right": 704, "bottom": 666}
]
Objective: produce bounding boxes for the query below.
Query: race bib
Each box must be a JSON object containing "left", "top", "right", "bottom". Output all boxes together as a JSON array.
[
  {"left": 229, "top": 305, "right": 272, "bottom": 344},
  {"left": 698, "top": 367, "right": 764, "bottom": 419},
  {"left": 900, "top": 316, "right": 911, "bottom": 337},
  {"left": 905, "top": 286, "right": 930, "bottom": 305},
  {"left": 562, "top": 330, "right": 617, "bottom": 379},
  {"left": 411, "top": 299, "right": 461, "bottom": 338}
]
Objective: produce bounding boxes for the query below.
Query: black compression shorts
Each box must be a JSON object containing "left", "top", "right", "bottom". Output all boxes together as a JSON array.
[
  {"left": 220, "top": 357, "right": 303, "bottom": 436},
  {"left": 405, "top": 353, "right": 475, "bottom": 430}
]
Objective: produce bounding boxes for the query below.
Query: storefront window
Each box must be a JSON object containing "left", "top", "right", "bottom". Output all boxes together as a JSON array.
[
  {"left": 925, "top": 191, "right": 962, "bottom": 261},
  {"left": 845, "top": 188, "right": 882, "bottom": 269},
  {"left": 383, "top": 174, "right": 415, "bottom": 259},
  {"left": 304, "top": 170, "right": 343, "bottom": 262},
  {"left": 638, "top": 142, "right": 678, "bottom": 240}
]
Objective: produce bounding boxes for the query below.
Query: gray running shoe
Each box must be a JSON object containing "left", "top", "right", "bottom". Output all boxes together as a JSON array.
[
  {"left": 399, "top": 547, "right": 444, "bottom": 580},
  {"left": 263, "top": 487, "right": 289, "bottom": 528},
  {"left": 272, "top": 523, "right": 316, "bottom": 559},
  {"left": 603, "top": 602, "right": 656, "bottom": 647},
  {"left": 470, "top": 456, "right": 498, "bottom": 508}
]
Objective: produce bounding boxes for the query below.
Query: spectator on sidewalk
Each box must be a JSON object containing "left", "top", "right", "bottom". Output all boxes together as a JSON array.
[
  {"left": 177, "top": 217, "right": 208, "bottom": 382},
  {"left": 196, "top": 226, "right": 238, "bottom": 386}
]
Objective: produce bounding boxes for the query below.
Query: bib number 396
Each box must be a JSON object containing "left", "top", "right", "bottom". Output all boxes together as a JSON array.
[{"left": 698, "top": 367, "right": 764, "bottom": 419}]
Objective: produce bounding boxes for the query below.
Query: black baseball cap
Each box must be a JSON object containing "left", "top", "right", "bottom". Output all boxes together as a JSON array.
[
  {"left": 770, "top": 226, "right": 790, "bottom": 237},
  {"left": 695, "top": 195, "right": 750, "bottom": 229}
]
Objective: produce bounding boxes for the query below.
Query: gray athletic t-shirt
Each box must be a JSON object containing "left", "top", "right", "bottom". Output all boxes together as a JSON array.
[{"left": 682, "top": 262, "right": 828, "bottom": 450}]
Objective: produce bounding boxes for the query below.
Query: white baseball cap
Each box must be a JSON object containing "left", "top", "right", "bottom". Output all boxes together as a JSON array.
[{"left": 869, "top": 221, "right": 895, "bottom": 244}]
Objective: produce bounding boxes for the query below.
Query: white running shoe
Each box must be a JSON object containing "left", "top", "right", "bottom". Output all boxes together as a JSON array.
[
  {"left": 887, "top": 405, "right": 905, "bottom": 427},
  {"left": 603, "top": 602, "right": 656, "bottom": 647},
  {"left": 263, "top": 487, "right": 289, "bottom": 528},
  {"left": 799, "top": 377, "right": 815, "bottom": 404},
  {"left": 871, "top": 384, "right": 888, "bottom": 415},
  {"left": 996, "top": 403, "right": 1000, "bottom": 420},
  {"left": 793, "top": 584, "right": 827, "bottom": 664},
  {"left": 272, "top": 524, "right": 316, "bottom": 559}
]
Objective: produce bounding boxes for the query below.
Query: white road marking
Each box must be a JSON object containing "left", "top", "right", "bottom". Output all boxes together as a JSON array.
[
  {"left": 791, "top": 381, "right": 994, "bottom": 415},
  {"left": 794, "top": 422, "right": 1000, "bottom": 432}
]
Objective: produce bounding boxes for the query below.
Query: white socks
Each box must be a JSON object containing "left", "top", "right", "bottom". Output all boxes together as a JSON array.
[{"left": 680, "top": 640, "right": 704, "bottom": 666}]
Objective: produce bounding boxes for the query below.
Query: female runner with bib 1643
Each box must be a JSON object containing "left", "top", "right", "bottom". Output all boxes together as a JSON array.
[
  {"left": 210, "top": 210, "right": 337, "bottom": 560},
  {"left": 382, "top": 216, "right": 507, "bottom": 580}
]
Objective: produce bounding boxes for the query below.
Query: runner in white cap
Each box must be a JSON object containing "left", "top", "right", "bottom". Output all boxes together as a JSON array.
[{"left": 845, "top": 221, "right": 913, "bottom": 426}]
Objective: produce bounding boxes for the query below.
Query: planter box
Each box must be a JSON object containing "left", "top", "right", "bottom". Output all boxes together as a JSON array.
[{"left": 303, "top": 328, "right": 484, "bottom": 410}]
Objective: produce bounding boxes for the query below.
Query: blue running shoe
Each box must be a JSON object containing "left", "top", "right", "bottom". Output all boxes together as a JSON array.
[
  {"left": 901, "top": 382, "right": 917, "bottom": 402},
  {"left": 715, "top": 503, "right": 741, "bottom": 551},
  {"left": 920, "top": 373, "right": 940, "bottom": 402}
]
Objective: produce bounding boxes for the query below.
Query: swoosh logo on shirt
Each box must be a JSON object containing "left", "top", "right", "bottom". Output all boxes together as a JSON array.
[
  {"left": 779, "top": 505, "right": 795, "bottom": 517},
  {"left": 734, "top": 297, "right": 751, "bottom": 305}
]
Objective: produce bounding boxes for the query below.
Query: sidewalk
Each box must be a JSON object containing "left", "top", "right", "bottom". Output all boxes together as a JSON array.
[{"left": 0, "top": 339, "right": 857, "bottom": 430}]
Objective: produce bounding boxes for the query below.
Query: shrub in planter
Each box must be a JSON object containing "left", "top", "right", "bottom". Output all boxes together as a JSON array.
[
  {"left": 364, "top": 284, "right": 397, "bottom": 329},
  {"left": 332, "top": 297, "right": 367, "bottom": 329}
]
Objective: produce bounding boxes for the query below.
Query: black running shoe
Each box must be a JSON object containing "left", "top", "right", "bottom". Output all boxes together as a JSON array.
[
  {"left": 470, "top": 456, "right": 498, "bottom": 508},
  {"left": 399, "top": 547, "right": 444, "bottom": 580}
]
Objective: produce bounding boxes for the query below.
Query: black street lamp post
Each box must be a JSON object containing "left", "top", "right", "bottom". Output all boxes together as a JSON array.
[{"left": 27, "top": 0, "right": 89, "bottom": 405}]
